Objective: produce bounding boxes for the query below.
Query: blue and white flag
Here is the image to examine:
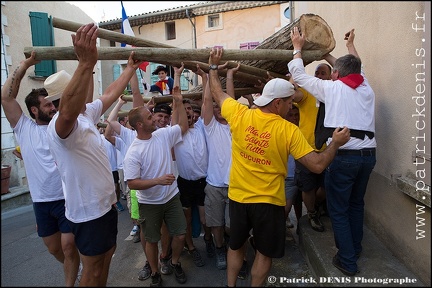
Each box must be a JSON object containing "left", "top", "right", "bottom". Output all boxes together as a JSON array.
[
  {"left": 121, "top": 1, "right": 135, "bottom": 47},
  {"left": 120, "top": 1, "right": 149, "bottom": 71}
]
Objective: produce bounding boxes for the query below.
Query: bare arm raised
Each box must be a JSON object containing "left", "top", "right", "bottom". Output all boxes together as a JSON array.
[
  {"left": 171, "top": 64, "right": 188, "bottom": 134},
  {"left": 1, "top": 51, "right": 40, "bottom": 127},
  {"left": 130, "top": 72, "right": 144, "bottom": 108},
  {"left": 55, "top": 23, "right": 98, "bottom": 138},
  {"left": 208, "top": 48, "right": 231, "bottom": 109},
  {"left": 105, "top": 97, "right": 127, "bottom": 142}
]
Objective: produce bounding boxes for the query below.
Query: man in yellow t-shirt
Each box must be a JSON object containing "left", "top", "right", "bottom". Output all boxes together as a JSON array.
[
  {"left": 290, "top": 63, "right": 332, "bottom": 232},
  {"left": 208, "top": 48, "right": 351, "bottom": 287}
]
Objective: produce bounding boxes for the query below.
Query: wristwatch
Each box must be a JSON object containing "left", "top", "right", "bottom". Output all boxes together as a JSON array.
[
  {"left": 209, "top": 64, "right": 218, "bottom": 70},
  {"left": 293, "top": 49, "right": 302, "bottom": 56}
]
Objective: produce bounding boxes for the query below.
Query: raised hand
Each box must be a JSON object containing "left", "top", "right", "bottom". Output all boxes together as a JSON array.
[{"left": 72, "top": 23, "right": 98, "bottom": 67}]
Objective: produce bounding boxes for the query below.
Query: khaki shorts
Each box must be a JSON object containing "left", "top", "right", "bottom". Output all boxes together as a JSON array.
[
  {"left": 138, "top": 194, "right": 186, "bottom": 243},
  {"left": 204, "top": 183, "right": 230, "bottom": 228}
]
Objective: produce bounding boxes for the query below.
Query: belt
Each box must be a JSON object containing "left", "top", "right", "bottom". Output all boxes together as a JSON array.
[{"left": 337, "top": 148, "right": 376, "bottom": 156}]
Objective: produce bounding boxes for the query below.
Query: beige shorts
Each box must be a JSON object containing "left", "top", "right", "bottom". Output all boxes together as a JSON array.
[{"left": 204, "top": 183, "right": 230, "bottom": 228}]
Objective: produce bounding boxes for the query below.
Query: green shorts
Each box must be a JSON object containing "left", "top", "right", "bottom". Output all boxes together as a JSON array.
[{"left": 130, "top": 189, "right": 140, "bottom": 220}]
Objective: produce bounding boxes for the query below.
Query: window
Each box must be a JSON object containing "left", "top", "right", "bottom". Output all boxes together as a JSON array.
[
  {"left": 206, "top": 14, "right": 223, "bottom": 31},
  {"left": 165, "top": 22, "right": 176, "bottom": 40},
  {"left": 208, "top": 14, "right": 220, "bottom": 28},
  {"left": 240, "top": 42, "right": 260, "bottom": 50},
  {"left": 29, "top": 12, "right": 56, "bottom": 77},
  {"left": 113, "top": 64, "right": 145, "bottom": 94}
]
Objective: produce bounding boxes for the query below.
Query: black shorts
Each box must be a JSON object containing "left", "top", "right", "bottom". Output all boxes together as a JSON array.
[
  {"left": 229, "top": 199, "right": 285, "bottom": 258},
  {"left": 112, "top": 171, "right": 119, "bottom": 183},
  {"left": 294, "top": 160, "right": 325, "bottom": 192},
  {"left": 33, "top": 200, "right": 72, "bottom": 237},
  {"left": 68, "top": 206, "right": 118, "bottom": 256},
  {"left": 177, "top": 176, "right": 207, "bottom": 208}
]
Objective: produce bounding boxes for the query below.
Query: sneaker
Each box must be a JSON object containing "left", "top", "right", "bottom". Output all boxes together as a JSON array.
[
  {"left": 130, "top": 225, "right": 139, "bottom": 236},
  {"left": 138, "top": 261, "right": 152, "bottom": 281},
  {"left": 121, "top": 193, "right": 127, "bottom": 200},
  {"left": 170, "top": 261, "right": 187, "bottom": 284},
  {"left": 150, "top": 272, "right": 162, "bottom": 287},
  {"left": 286, "top": 218, "right": 294, "bottom": 228},
  {"left": 133, "top": 232, "right": 141, "bottom": 243},
  {"left": 332, "top": 255, "right": 359, "bottom": 276},
  {"left": 204, "top": 236, "right": 216, "bottom": 258},
  {"left": 237, "top": 260, "right": 248, "bottom": 280},
  {"left": 115, "top": 201, "right": 125, "bottom": 212},
  {"left": 308, "top": 211, "right": 324, "bottom": 232},
  {"left": 160, "top": 256, "right": 173, "bottom": 275},
  {"left": 188, "top": 248, "right": 204, "bottom": 267},
  {"left": 215, "top": 246, "right": 227, "bottom": 270}
]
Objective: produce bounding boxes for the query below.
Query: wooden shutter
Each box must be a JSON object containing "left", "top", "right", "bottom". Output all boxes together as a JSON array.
[{"left": 29, "top": 12, "right": 56, "bottom": 77}]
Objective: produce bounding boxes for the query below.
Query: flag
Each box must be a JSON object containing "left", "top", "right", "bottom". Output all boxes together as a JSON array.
[{"left": 121, "top": 1, "right": 149, "bottom": 72}]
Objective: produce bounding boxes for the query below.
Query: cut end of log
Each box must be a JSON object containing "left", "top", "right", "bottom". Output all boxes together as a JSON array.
[{"left": 299, "top": 14, "right": 335, "bottom": 52}]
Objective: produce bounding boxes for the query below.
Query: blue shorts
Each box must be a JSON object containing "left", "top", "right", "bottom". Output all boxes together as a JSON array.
[
  {"left": 33, "top": 200, "right": 72, "bottom": 237},
  {"left": 68, "top": 206, "right": 118, "bottom": 256},
  {"left": 285, "top": 177, "right": 299, "bottom": 201}
]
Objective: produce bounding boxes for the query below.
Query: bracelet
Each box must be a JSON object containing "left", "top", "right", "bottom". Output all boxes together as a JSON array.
[{"left": 293, "top": 49, "right": 302, "bottom": 56}]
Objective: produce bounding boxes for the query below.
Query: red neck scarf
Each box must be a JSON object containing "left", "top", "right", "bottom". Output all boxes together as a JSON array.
[
  {"left": 155, "top": 79, "right": 169, "bottom": 91},
  {"left": 338, "top": 74, "right": 364, "bottom": 89}
]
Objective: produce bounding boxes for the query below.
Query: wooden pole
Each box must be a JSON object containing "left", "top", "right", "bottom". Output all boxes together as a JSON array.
[
  {"left": 24, "top": 46, "right": 324, "bottom": 62},
  {"left": 121, "top": 87, "right": 261, "bottom": 104},
  {"left": 53, "top": 17, "right": 173, "bottom": 48}
]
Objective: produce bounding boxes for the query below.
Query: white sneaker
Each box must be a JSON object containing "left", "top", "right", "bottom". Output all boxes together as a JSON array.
[{"left": 130, "top": 225, "right": 139, "bottom": 236}]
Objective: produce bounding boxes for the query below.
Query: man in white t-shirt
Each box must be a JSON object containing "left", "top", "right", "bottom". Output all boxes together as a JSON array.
[
  {"left": 46, "top": 23, "right": 144, "bottom": 286},
  {"left": 1, "top": 52, "right": 80, "bottom": 286},
  {"left": 289, "top": 27, "right": 376, "bottom": 277},
  {"left": 123, "top": 74, "right": 189, "bottom": 286}
]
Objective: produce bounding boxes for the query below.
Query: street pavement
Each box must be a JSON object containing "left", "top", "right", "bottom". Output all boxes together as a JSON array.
[{"left": 1, "top": 198, "right": 314, "bottom": 287}]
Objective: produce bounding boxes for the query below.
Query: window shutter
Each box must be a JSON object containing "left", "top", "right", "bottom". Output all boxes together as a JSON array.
[
  {"left": 180, "top": 75, "right": 189, "bottom": 91},
  {"left": 136, "top": 69, "right": 144, "bottom": 94},
  {"left": 113, "top": 64, "right": 121, "bottom": 81},
  {"left": 150, "top": 63, "right": 162, "bottom": 85},
  {"left": 29, "top": 12, "right": 56, "bottom": 77}
]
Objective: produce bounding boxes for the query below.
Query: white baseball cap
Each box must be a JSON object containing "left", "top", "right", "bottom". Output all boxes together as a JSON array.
[{"left": 253, "top": 78, "right": 295, "bottom": 107}]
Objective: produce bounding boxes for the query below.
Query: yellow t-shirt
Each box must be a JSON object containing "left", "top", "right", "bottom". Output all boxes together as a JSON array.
[
  {"left": 222, "top": 98, "right": 314, "bottom": 206},
  {"left": 296, "top": 88, "right": 326, "bottom": 152}
]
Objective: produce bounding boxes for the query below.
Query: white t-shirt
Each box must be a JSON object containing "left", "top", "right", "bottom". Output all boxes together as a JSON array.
[
  {"left": 116, "top": 127, "right": 136, "bottom": 170},
  {"left": 13, "top": 114, "right": 63, "bottom": 202},
  {"left": 123, "top": 125, "right": 183, "bottom": 204},
  {"left": 47, "top": 99, "right": 117, "bottom": 223},
  {"left": 119, "top": 125, "right": 137, "bottom": 149},
  {"left": 102, "top": 134, "right": 118, "bottom": 172},
  {"left": 115, "top": 138, "right": 126, "bottom": 170},
  {"left": 288, "top": 58, "right": 376, "bottom": 149},
  {"left": 203, "top": 116, "right": 231, "bottom": 187},
  {"left": 174, "top": 118, "right": 208, "bottom": 180}
]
